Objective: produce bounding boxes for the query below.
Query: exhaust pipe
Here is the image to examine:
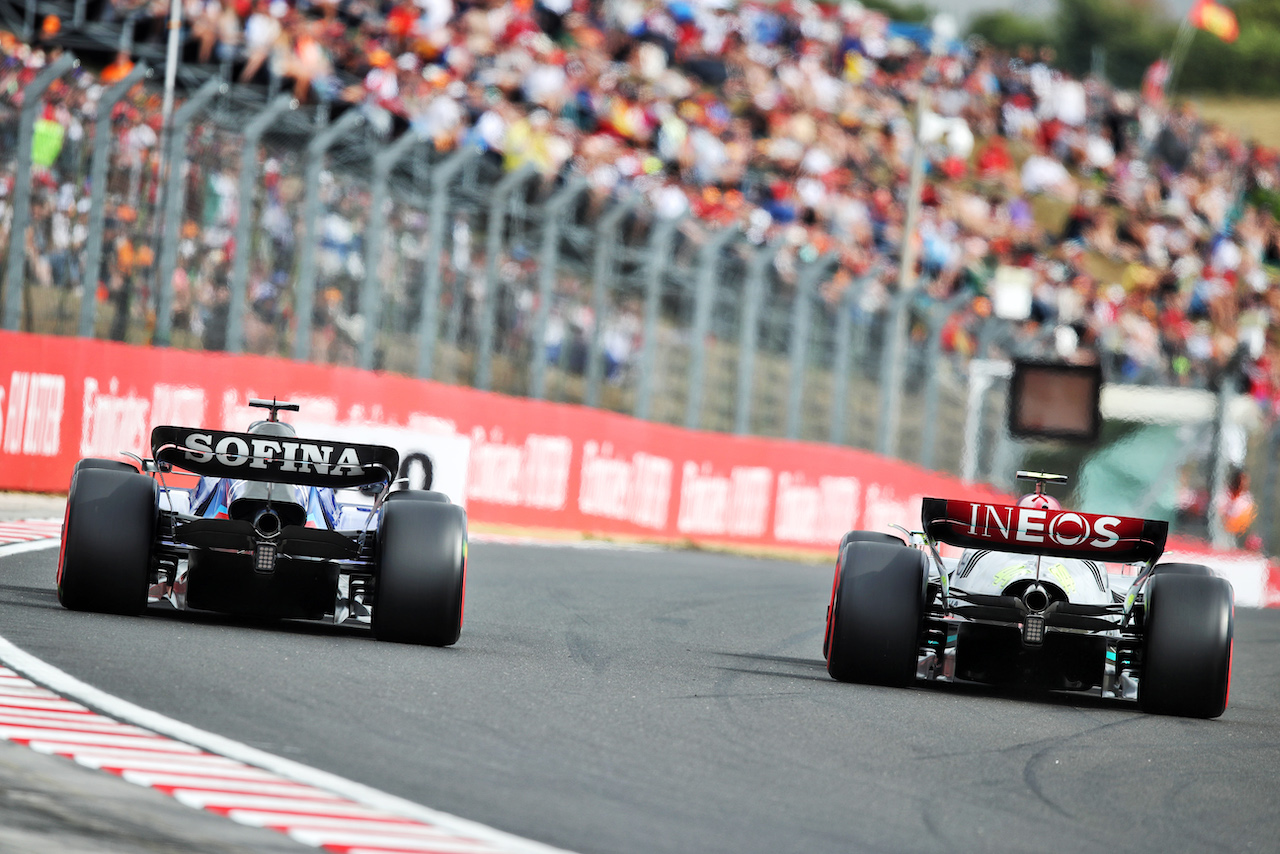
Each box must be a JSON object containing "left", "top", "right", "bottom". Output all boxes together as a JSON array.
[
  {"left": 1022, "top": 584, "right": 1050, "bottom": 613},
  {"left": 253, "top": 508, "right": 282, "bottom": 539}
]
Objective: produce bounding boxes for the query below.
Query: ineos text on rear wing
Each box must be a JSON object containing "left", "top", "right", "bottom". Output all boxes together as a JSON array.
[
  {"left": 921, "top": 498, "right": 1168, "bottom": 564},
  {"left": 151, "top": 426, "right": 399, "bottom": 489}
]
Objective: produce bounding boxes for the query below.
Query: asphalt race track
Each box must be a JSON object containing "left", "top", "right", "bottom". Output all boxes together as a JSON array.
[{"left": 1, "top": 539, "right": 1279, "bottom": 854}]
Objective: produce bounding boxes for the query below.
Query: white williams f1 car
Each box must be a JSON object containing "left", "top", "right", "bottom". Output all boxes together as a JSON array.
[
  {"left": 823, "top": 472, "right": 1234, "bottom": 718},
  {"left": 57, "top": 399, "right": 468, "bottom": 646}
]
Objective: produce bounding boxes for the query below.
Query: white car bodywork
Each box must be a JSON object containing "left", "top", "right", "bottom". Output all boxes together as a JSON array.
[{"left": 951, "top": 550, "right": 1115, "bottom": 607}]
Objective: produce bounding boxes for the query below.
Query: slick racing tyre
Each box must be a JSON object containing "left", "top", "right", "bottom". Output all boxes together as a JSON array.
[
  {"left": 384, "top": 490, "right": 451, "bottom": 504},
  {"left": 74, "top": 458, "right": 140, "bottom": 474},
  {"left": 837, "top": 530, "right": 906, "bottom": 551},
  {"left": 827, "top": 541, "right": 926, "bottom": 686},
  {"left": 1139, "top": 572, "right": 1233, "bottom": 718},
  {"left": 824, "top": 531, "right": 908, "bottom": 659},
  {"left": 58, "top": 467, "right": 156, "bottom": 615},
  {"left": 373, "top": 498, "right": 467, "bottom": 645},
  {"left": 1150, "top": 562, "right": 1214, "bottom": 578}
]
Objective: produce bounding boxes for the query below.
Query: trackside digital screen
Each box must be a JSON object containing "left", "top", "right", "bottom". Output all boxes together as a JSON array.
[{"left": 1007, "top": 361, "right": 1102, "bottom": 443}]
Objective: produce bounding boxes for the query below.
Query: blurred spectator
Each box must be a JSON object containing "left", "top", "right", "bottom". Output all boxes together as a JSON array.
[
  {"left": 1217, "top": 467, "right": 1258, "bottom": 549},
  {"left": 239, "top": 0, "right": 283, "bottom": 85},
  {"left": 4, "top": 0, "right": 1280, "bottom": 419},
  {"left": 100, "top": 50, "right": 135, "bottom": 84}
]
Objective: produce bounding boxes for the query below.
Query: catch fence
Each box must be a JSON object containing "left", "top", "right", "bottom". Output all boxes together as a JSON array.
[{"left": 0, "top": 68, "right": 1266, "bottom": 552}]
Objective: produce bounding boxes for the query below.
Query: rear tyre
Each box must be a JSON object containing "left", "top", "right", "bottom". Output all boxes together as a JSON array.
[
  {"left": 74, "top": 458, "right": 139, "bottom": 474},
  {"left": 373, "top": 499, "right": 467, "bottom": 645},
  {"left": 838, "top": 530, "right": 906, "bottom": 550},
  {"left": 58, "top": 467, "right": 155, "bottom": 615},
  {"left": 384, "top": 490, "right": 451, "bottom": 504},
  {"left": 824, "top": 531, "right": 907, "bottom": 658},
  {"left": 1151, "top": 562, "right": 1214, "bottom": 578},
  {"left": 1139, "top": 573, "right": 1233, "bottom": 718},
  {"left": 827, "top": 541, "right": 926, "bottom": 686}
]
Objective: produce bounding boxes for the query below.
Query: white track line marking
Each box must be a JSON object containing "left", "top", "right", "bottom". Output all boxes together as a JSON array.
[
  {"left": 0, "top": 652, "right": 576, "bottom": 854},
  {"left": 0, "top": 526, "right": 578, "bottom": 854},
  {"left": 0, "top": 537, "right": 62, "bottom": 557}
]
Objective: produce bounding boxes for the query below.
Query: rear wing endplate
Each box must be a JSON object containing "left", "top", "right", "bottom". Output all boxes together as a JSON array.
[{"left": 921, "top": 497, "right": 1167, "bottom": 565}]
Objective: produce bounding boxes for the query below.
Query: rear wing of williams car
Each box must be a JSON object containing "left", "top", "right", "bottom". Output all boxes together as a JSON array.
[
  {"left": 921, "top": 498, "right": 1168, "bottom": 565},
  {"left": 150, "top": 426, "right": 400, "bottom": 489}
]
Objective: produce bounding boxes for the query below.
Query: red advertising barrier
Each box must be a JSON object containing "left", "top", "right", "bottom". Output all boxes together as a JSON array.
[
  {"left": 2, "top": 331, "right": 1276, "bottom": 605},
  {"left": 0, "top": 331, "right": 1006, "bottom": 546}
]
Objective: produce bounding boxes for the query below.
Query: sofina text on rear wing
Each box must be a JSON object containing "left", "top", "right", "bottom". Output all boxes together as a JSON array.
[{"left": 150, "top": 426, "right": 399, "bottom": 489}]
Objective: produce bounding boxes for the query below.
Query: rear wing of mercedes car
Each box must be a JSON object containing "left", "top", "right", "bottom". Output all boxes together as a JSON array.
[
  {"left": 921, "top": 498, "right": 1168, "bottom": 565},
  {"left": 150, "top": 426, "right": 399, "bottom": 489}
]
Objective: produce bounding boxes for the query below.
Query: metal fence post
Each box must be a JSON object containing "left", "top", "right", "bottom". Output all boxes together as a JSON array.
[
  {"left": 2, "top": 52, "right": 75, "bottom": 331},
  {"left": 786, "top": 253, "right": 838, "bottom": 440},
  {"left": 1207, "top": 347, "right": 1248, "bottom": 549},
  {"left": 442, "top": 215, "right": 468, "bottom": 365},
  {"left": 961, "top": 358, "right": 1012, "bottom": 484},
  {"left": 880, "top": 71, "right": 930, "bottom": 463},
  {"left": 475, "top": 164, "right": 537, "bottom": 391},
  {"left": 530, "top": 176, "right": 587, "bottom": 399},
  {"left": 918, "top": 291, "right": 970, "bottom": 470},
  {"left": 359, "top": 129, "right": 425, "bottom": 370},
  {"left": 735, "top": 241, "right": 777, "bottom": 435},
  {"left": 685, "top": 227, "right": 738, "bottom": 429},
  {"left": 585, "top": 195, "right": 640, "bottom": 408},
  {"left": 415, "top": 145, "right": 477, "bottom": 380},
  {"left": 226, "top": 94, "right": 294, "bottom": 353},
  {"left": 153, "top": 77, "right": 223, "bottom": 346},
  {"left": 874, "top": 289, "right": 913, "bottom": 456},
  {"left": 78, "top": 61, "right": 149, "bottom": 338},
  {"left": 827, "top": 280, "right": 857, "bottom": 445},
  {"left": 22, "top": 0, "right": 35, "bottom": 43},
  {"left": 119, "top": 13, "right": 137, "bottom": 54},
  {"left": 635, "top": 211, "right": 685, "bottom": 421},
  {"left": 829, "top": 274, "right": 881, "bottom": 446},
  {"left": 975, "top": 315, "right": 1001, "bottom": 360},
  {"left": 1260, "top": 422, "right": 1280, "bottom": 554},
  {"left": 293, "top": 109, "right": 363, "bottom": 360}
]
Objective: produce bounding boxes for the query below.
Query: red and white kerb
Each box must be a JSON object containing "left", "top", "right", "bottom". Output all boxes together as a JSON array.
[
  {"left": 0, "top": 519, "right": 63, "bottom": 545},
  {"left": 0, "top": 666, "right": 519, "bottom": 853}
]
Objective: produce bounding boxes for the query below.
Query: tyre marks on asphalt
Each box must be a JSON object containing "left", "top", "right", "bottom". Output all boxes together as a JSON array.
[{"left": 0, "top": 665, "right": 551, "bottom": 853}]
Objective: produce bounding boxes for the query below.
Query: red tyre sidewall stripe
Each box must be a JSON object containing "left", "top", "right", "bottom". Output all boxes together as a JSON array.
[
  {"left": 1223, "top": 602, "right": 1235, "bottom": 711},
  {"left": 458, "top": 537, "right": 467, "bottom": 632},
  {"left": 823, "top": 549, "right": 843, "bottom": 660},
  {"left": 55, "top": 484, "right": 74, "bottom": 591}
]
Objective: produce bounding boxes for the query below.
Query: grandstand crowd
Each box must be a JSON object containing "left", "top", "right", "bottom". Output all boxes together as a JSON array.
[{"left": 3, "top": 0, "right": 1280, "bottom": 425}]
